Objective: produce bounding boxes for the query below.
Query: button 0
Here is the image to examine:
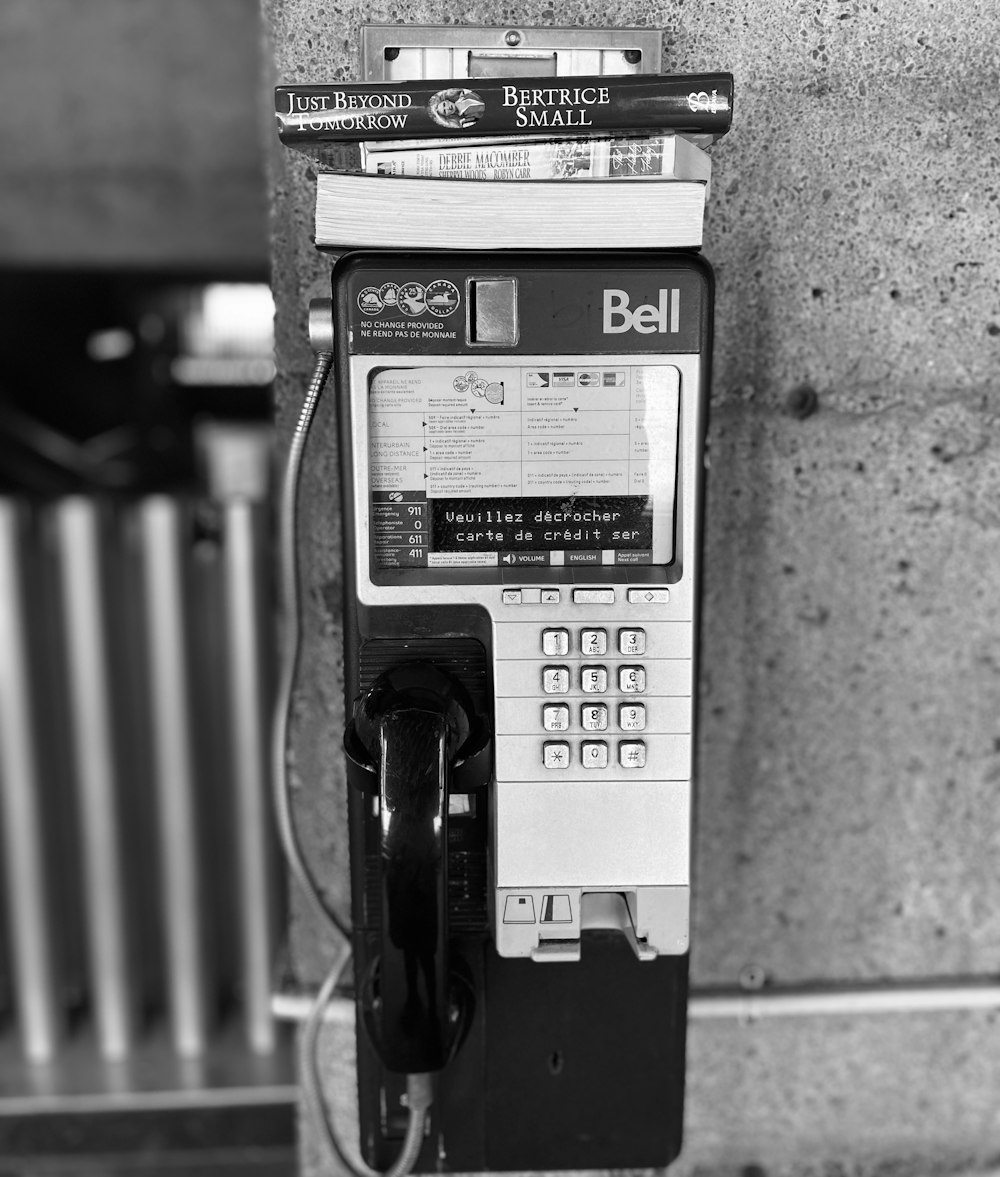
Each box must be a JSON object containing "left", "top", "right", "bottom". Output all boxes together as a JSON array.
[
  {"left": 581, "top": 741, "right": 609, "bottom": 769},
  {"left": 502, "top": 589, "right": 522, "bottom": 605}
]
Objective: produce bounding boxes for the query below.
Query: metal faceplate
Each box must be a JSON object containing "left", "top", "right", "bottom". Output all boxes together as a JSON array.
[
  {"left": 362, "top": 25, "right": 661, "bottom": 83},
  {"left": 339, "top": 254, "right": 708, "bottom": 967}
]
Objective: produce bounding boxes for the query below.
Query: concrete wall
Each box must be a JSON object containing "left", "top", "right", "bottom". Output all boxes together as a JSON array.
[
  {"left": 263, "top": 1, "right": 1000, "bottom": 1172},
  {"left": 0, "top": 0, "right": 267, "bottom": 269}
]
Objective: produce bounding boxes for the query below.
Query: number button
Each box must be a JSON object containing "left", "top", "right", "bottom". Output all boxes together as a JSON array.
[
  {"left": 542, "top": 704, "right": 570, "bottom": 732},
  {"left": 618, "top": 628, "right": 646, "bottom": 656},
  {"left": 543, "top": 666, "right": 570, "bottom": 694},
  {"left": 619, "top": 741, "right": 646, "bottom": 769},
  {"left": 581, "top": 741, "right": 609, "bottom": 769},
  {"left": 580, "top": 704, "right": 608, "bottom": 732},
  {"left": 580, "top": 628, "right": 607, "bottom": 656},
  {"left": 581, "top": 666, "right": 608, "bottom": 693},
  {"left": 618, "top": 703, "right": 646, "bottom": 731},
  {"left": 619, "top": 665, "right": 646, "bottom": 694},
  {"left": 543, "top": 742, "right": 571, "bottom": 769},
  {"left": 542, "top": 628, "right": 569, "bottom": 656}
]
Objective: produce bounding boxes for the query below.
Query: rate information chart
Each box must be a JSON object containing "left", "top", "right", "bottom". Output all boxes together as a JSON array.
[{"left": 368, "top": 365, "right": 680, "bottom": 570}]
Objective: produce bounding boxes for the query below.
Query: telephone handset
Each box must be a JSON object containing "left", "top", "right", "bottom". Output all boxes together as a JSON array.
[
  {"left": 336, "top": 249, "right": 709, "bottom": 1170},
  {"left": 345, "top": 661, "right": 489, "bottom": 1073}
]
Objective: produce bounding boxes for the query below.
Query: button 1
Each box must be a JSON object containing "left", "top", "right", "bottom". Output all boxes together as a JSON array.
[
  {"left": 619, "top": 741, "right": 647, "bottom": 768},
  {"left": 618, "top": 628, "right": 646, "bottom": 655},
  {"left": 542, "top": 628, "right": 569, "bottom": 656},
  {"left": 542, "top": 703, "right": 570, "bottom": 732},
  {"left": 541, "top": 588, "right": 561, "bottom": 604},
  {"left": 543, "top": 741, "right": 571, "bottom": 769},
  {"left": 580, "top": 628, "right": 607, "bottom": 656},
  {"left": 542, "top": 666, "right": 570, "bottom": 694}
]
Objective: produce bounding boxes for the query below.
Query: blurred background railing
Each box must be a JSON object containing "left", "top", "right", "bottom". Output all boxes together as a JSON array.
[{"left": 0, "top": 269, "right": 296, "bottom": 1175}]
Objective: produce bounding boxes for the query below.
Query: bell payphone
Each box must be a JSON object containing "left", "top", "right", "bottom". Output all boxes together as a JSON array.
[{"left": 316, "top": 248, "right": 711, "bottom": 1171}]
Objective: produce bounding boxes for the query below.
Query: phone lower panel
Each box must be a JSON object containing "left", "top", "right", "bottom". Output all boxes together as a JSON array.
[{"left": 358, "top": 934, "right": 687, "bottom": 1172}]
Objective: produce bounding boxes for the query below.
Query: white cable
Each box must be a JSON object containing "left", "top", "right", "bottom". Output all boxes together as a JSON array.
[{"left": 303, "top": 953, "right": 433, "bottom": 1177}]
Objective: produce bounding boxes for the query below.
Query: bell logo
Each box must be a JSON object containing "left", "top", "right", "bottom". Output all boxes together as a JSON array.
[{"left": 602, "top": 288, "right": 680, "bottom": 334}]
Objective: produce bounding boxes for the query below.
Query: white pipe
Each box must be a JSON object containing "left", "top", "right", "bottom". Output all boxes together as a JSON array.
[
  {"left": 688, "top": 981, "right": 1000, "bottom": 1020},
  {"left": 271, "top": 979, "right": 1000, "bottom": 1025}
]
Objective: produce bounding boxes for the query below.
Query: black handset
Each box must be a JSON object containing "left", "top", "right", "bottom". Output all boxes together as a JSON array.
[{"left": 345, "top": 662, "right": 488, "bottom": 1073}]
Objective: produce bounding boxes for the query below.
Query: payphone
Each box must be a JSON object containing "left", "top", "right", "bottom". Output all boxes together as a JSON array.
[{"left": 293, "top": 248, "right": 713, "bottom": 1171}]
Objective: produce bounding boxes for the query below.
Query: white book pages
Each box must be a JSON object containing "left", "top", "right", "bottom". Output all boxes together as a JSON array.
[{"left": 315, "top": 174, "right": 706, "bottom": 250}]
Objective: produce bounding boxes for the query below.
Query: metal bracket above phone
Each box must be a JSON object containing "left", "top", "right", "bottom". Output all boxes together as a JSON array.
[{"left": 361, "top": 25, "right": 661, "bottom": 82}]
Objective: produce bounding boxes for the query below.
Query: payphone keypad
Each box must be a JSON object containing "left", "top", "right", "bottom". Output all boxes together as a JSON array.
[{"left": 536, "top": 625, "right": 653, "bottom": 769}]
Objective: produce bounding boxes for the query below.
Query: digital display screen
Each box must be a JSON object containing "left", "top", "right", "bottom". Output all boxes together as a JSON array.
[{"left": 368, "top": 364, "right": 680, "bottom": 571}]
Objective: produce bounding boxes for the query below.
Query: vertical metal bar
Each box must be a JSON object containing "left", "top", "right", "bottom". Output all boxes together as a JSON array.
[
  {"left": 137, "top": 496, "right": 208, "bottom": 1058},
  {"left": 222, "top": 500, "right": 277, "bottom": 1054},
  {"left": 52, "top": 497, "right": 135, "bottom": 1060},
  {"left": 0, "top": 499, "right": 62, "bottom": 1061}
]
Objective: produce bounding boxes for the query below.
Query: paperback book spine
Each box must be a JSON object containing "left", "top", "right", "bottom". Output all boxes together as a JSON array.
[
  {"left": 276, "top": 72, "right": 734, "bottom": 145},
  {"left": 360, "top": 133, "right": 712, "bottom": 183}
]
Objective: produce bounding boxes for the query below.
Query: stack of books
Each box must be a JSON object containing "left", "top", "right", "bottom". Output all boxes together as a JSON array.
[{"left": 275, "top": 71, "right": 734, "bottom": 250}]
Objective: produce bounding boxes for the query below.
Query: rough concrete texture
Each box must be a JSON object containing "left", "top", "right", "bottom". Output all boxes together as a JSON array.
[
  {"left": 263, "top": 0, "right": 1000, "bottom": 1171},
  {"left": 0, "top": 0, "right": 268, "bottom": 269}
]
